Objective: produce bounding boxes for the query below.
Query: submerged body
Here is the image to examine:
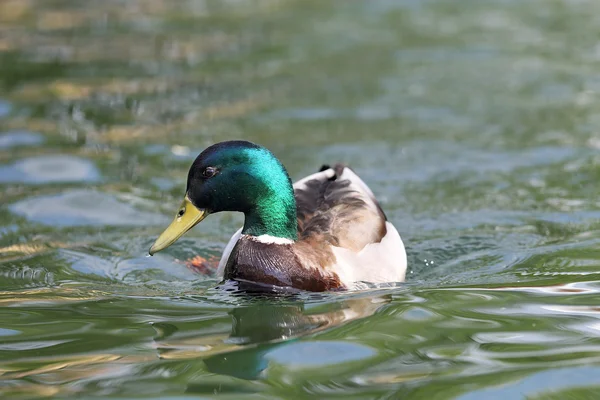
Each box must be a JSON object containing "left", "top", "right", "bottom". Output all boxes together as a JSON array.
[{"left": 150, "top": 141, "right": 407, "bottom": 291}]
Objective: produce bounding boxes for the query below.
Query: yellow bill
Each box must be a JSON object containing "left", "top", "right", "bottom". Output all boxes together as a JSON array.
[{"left": 149, "top": 196, "right": 208, "bottom": 255}]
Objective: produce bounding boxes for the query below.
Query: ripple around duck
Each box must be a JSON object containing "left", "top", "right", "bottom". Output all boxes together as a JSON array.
[
  {"left": 0, "top": 131, "right": 45, "bottom": 149},
  {"left": 0, "top": 155, "right": 100, "bottom": 184},
  {"left": 9, "top": 189, "right": 165, "bottom": 227}
]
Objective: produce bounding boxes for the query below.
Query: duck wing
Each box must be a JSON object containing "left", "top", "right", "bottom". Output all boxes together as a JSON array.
[
  {"left": 293, "top": 164, "right": 407, "bottom": 286},
  {"left": 294, "top": 164, "right": 387, "bottom": 251}
]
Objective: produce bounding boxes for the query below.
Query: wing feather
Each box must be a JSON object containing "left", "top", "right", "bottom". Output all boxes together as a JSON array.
[{"left": 294, "top": 164, "right": 387, "bottom": 252}]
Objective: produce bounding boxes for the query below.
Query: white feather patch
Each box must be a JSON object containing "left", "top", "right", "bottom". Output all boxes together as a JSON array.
[
  {"left": 217, "top": 228, "right": 242, "bottom": 278},
  {"left": 292, "top": 168, "right": 336, "bottom": 191},
  {"left": 330, "top": 222, "right": 407, "bottom": 287},
  {"left": 243, "top": 234, "right": 294, "bottom": 245}
]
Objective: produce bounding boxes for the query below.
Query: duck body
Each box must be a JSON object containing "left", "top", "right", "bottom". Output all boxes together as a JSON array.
[
  {"left": 218, "top": 165, "right": 406, "bottom": 291},
  {"left": 150, "top": 141, "right": 407, "bottom": 292}
]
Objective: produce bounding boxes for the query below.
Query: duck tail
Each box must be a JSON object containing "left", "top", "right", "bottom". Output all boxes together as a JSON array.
[{"left": 319, "top": 163, "right": 347, "bottom": 181}]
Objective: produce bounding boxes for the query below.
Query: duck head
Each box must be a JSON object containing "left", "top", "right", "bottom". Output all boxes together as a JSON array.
[{"left": 149, "top": 140, "right": 297, "bottom": 255}]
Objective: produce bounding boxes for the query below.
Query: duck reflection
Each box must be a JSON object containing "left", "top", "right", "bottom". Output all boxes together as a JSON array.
[{"left": 154, "top": 290, "right": 390, "bottom": 380}]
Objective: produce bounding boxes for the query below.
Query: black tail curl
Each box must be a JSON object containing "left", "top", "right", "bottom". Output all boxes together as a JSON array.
[{"left": 319, "top": 164, "right": 347, "bottom": 181}]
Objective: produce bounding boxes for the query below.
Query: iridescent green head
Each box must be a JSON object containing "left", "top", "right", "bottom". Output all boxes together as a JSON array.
[{"left": 149, "top": 140, "right": 297, "bottom": 255}]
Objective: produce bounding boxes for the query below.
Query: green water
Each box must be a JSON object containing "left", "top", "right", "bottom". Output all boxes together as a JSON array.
[{"left": 1, "top": 0, "right": 600, "bottom": 398}]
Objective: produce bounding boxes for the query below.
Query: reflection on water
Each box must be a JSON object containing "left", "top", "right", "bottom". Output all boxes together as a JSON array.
[
  {"left": 457, "top": 366, "right": 600, "bottom": 400},
  {"left": 0, "top": 130, "right": 45, "bottom": 149},
  {"left": 1, "top": 284, "right": 600, "bottom": 397},
  {"left": 0, "top": 100, "right": 10, "bottom": 118},
  {"left": 2, "top": 0, "right": 600, "bottom": 398},
  {"left": 157, "top": 293, "right": 386, "bottom": 380},
  {"left": 0, "top": 155, "right": 100, "bottom": 184},
  {"left": 9, "top": 189, "right": 164, "bottom": 227}
]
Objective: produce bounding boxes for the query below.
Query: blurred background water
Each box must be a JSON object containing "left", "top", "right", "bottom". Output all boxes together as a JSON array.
[{"left": 1, "top": 0, "right": 600, "bottom": 398}]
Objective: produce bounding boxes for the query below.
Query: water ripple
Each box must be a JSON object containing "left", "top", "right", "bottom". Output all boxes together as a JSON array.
[
  {"left": 0, "top": 131, "right": 45, "bottom": 149},
  {"left": 9, "top": 190, "right": 165, "bottom": 227},
  {"left": 0, "top": 99, "right": 10, "bottom": 118},
  {"left": 0, "top": 155, "right": 100, "bottom": 184}
]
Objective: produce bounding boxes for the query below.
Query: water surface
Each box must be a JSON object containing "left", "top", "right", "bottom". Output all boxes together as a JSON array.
[{"left": 1, "top": 0, "right": 600, "bottom": 398}]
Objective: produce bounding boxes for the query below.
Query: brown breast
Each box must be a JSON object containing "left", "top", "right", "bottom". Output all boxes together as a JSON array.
[{"left": 222, "top": 237, "right": 344, "bottom": 292}]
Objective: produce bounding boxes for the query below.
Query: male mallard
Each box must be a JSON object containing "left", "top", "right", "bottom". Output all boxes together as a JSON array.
[{"left": 149, "top": 140, "right": 407, "bottom": 291}]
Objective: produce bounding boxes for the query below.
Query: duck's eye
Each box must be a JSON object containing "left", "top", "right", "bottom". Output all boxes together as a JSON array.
[{"left": 202, "top": 166, "right": 217, "bottom": 178}]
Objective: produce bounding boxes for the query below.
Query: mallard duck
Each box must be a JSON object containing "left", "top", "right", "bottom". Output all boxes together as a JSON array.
[{"left": 149, "top": 140, "right": 407, "bottom": 291}]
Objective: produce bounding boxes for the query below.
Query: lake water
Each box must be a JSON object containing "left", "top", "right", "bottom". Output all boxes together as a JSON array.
[{"left": 1, "top": 0, "right": 600, "bottom": 398}]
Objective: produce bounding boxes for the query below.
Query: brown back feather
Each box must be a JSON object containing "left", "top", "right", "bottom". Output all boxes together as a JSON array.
[{"left": 294, "top": 165, "right": 387, "bottom": 252}]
